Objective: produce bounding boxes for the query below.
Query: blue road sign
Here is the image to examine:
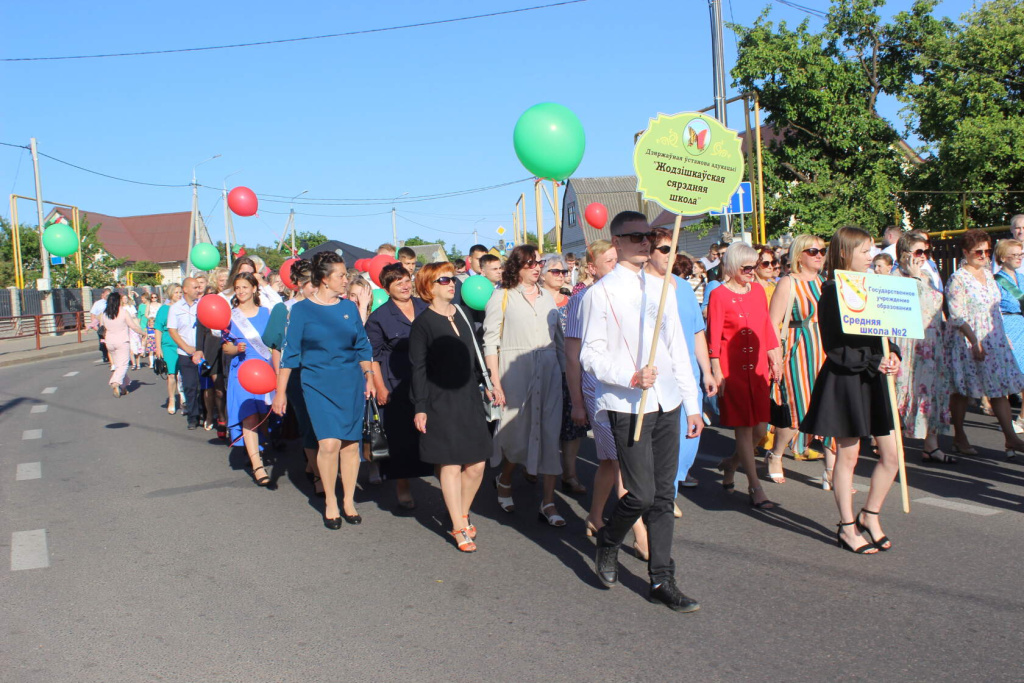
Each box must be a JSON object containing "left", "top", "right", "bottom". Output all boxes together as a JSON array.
[
  {"left": 710, "top": 181, "right": 753, "bottom": 215},
  {"left": 50, "top": 256, "right": 65, "bottom": 266}
]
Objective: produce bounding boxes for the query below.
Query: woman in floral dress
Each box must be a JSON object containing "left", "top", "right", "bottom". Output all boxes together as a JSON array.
[
  {"left": 894, "top": 233, "right": 952, "bottom": 463},
  {"left": 946, "top": 229, "right": 1024, "bottom": 459},
  {"left": 993, "top": 238, "right": 1024, "bottom": 429}
]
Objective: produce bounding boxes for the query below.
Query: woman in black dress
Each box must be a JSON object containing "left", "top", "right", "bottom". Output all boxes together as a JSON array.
[
  {"left": 800, "top": 226, "right": 901, "bottom": 555},
  {"left": 365, "top": 263, "right": 434, "bottom": 510},
  {"left": 410, "top": 262, "right": 493, "bottom": 553}
]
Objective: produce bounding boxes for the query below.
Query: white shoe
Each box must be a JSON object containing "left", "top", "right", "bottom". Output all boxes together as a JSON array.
[
  {"left": 167, "top": 404, "right": 176, "bottom": 415},
  {"left": 1013, "top": 419, "right": 1024, "bottom": 434}
]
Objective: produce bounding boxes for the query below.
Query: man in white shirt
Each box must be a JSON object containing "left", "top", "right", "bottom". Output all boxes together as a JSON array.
[
  {"left": 89, "top": 288, "right": 112, "bottom": 363},
  {"left": 460, "top": 244, "right": 489, "bottom": 281},
  {"left": 168, "top": 277, "right": 204, "bottom": 430},
  {"left": 580, "top": 210, "right": 703, "bottom": 613}
]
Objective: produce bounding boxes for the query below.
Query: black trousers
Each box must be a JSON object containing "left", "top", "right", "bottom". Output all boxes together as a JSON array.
[
  {"left": 601, "top": 406, "right": 681, "bottom": 585},
  {"left": 97, "top": 330, "right": 108, "bottom": 362},
  {"left": 177, "top": 354, "right": 202, "bottom": 425}
]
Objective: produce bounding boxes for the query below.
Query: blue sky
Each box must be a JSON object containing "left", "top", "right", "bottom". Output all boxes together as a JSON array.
[{"left": 1, "top": 0, "right": 976, "bottom": 255}]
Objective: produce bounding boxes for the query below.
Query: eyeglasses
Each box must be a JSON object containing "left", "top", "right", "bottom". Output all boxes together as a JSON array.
[
  {"left": 759, "top": 259, "right": 778, "bottom": 267},
  {"left": 653, "top": 245, "right": 672, "bottom": 254},
  {"left": 740, "top": 265, "right": 757, "bottom": 274},
  {"left": 1006, "top": 252, "right": 1024, "bottom": 259},
  {"left": 911, "top": 248, "right": 933, "bottom": 258},
  {"left": 524, "top": 259, "right": 545, "bottom": 268},
  {"left": 972, "top": 248, "right": 993, "bottom": 257},
  {"left": 803, "top": 248, "right": 827, "bottom": 257},
  {"left": 547, "top": 269, "right": 569, "bottom": 276},
  {"left": 433, "top": 276, "right": 456, "bottom": 285},
  {"left": 617, "top": 232, "right": 652, "bottom": 243}
]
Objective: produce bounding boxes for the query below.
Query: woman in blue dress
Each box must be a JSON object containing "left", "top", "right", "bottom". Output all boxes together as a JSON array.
[
  {"left": 273, "top": 252, "right": 375, "bottom": 529},
  {"left": 221, "top": 273, "right": 272, "bottom": 486},
  {"left": 994, "top": 238, "right": 1024, "bottom": 428}
]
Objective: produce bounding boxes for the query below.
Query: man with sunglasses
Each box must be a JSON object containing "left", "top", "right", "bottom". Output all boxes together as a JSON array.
[{"left": 580, "top": 210, "right": 703, "bottom": 612}]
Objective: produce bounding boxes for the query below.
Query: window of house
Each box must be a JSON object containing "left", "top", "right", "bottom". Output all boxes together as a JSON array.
[{"left": 567, "top": 203, "right": 576, "bottom": 227}]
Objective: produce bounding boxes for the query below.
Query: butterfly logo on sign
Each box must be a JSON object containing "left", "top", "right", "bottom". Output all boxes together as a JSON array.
[{"left": 685, "top": 118, "right": 711, "bottom": 154}]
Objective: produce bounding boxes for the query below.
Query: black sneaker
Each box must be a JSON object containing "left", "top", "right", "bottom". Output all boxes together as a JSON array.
[
  {"left": 648, "top": 578, "right": 700, "bottom": 613},
  {"left": 594, "top": 529, "right": 619, "bottom": 588},
  {"left": 187, "top": 421, "right": 199, "bottom": 430}
]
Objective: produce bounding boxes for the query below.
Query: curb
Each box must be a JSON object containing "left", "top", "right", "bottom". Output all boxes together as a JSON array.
[{"left": 0, "top": 345, "right": 96, "bottom": 369}]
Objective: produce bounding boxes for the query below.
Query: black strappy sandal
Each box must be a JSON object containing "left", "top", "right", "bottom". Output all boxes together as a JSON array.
[
  {"left": 717, "top": 459, "right": 736, "bottom": 491},
  {"left": 252, "top": 465, "right": 271, "bottom": 487},
  {"left": 922, "top": 448, "right": 957, "bottom": 465},
  {"left": 856, "top": 509, "right": 891, "bottom": 551},
  {"left": 836, "top": 521, "right": 877, "bottom": 554}
]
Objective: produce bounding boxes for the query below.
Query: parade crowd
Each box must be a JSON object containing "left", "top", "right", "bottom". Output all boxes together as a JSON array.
[{"left": 87, "top": 211, "right": 1024, "bottom": 613}]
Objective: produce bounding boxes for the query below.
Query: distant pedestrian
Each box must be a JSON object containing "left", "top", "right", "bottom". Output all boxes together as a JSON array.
[
  {"left": 90, "top": 287, "right": 112, "bottom": 364},
  {"left": 99, "top": 292, "right": 145, "bottom": 397},
  {"left": 154, "top": 284, "right": 183, "bottom": 414}
]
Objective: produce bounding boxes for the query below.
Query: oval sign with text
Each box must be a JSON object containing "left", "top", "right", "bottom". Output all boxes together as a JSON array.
[{"left": 633, "top": 112, "right": 744, "bottom": 215}]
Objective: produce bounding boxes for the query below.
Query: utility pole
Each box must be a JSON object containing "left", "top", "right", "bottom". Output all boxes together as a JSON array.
[
  {"left": 391, "top": 207, "right": 398, "bottom": 249},
  {"left": 30, "top": 139, "right": 50, "bottom": 285},
  {"left": 187, "top": 155, "right": 220, "bottom": 276},
  {"left": 709, "top": 0, "right": 732, "bottom": 239},
  {"left": 535, "top": 180, "right": 544, "bottom": 255},
  {"left": 223, "top": 184, "right": 234, "bottom": 269}
]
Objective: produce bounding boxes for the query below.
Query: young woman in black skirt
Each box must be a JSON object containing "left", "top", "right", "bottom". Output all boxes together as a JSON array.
[{"left": 800, "top": 227, "right": 901, "bottom": 554}]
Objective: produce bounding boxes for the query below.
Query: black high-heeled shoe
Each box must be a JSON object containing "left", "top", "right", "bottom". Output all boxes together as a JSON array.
[
  {"left": 716, "top": 459, "right": 736, "bottom": 491},
  {"left": 836, "top": 521, "right": 877, "bottom": 554},
  {"left": 855, "top": 508, "right": 891, "bottom": 551},
  {"left": 323, "top": 516, "right": 342, "bottom": 530},
  {"left": 748, "top": 486, "right": 776, "bottom": 510}
]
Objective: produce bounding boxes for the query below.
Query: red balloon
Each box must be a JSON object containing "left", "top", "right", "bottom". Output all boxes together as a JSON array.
[
  {"left": 354, "top": 258, "right": 369, "bottom": 272},
  {"left": 227, "top": 186, "right": 259, "bottom": 217},
  {"left": 585, "top": 202, "right": 608, "bottom": 229},
  {"left": 237, "top": 358, "right": 277, "bottom": 394},
  {"left": 197, "top": 294, "right": 231, "bottom": 330},
  {"left": 280, "top": 257, "right": 299, "bottom": 290},
  {"left": 367, "top": 254, "right": 397, "bottom": 287}
]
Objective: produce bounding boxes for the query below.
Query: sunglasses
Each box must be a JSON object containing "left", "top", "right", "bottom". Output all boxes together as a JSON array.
[
  {"left": 547, "top": 269, "right": 569, "bottom": 276},
  {"left": 433, "top": 276, "right": 456, "bottom": 285},
  {"left": 759, "top": 259, "right": 778, "bottom": 267},
  {"left": 524, "top": 259, "right": 546, "bottom": 268},
  {"left": 911, "top": 248, "right": 933, "bottom": 258},
  {"left": 740, "top": 265, "right": 757, "bottom": 274},
  {"left": 972, "top": 248, "right": 992, "bottom": 257},
  {"left": 617, "top": 231, "right": 652, "bottom": 243},
  {"left": 803, "top": 248, "right": 827, "bottom": 257},
  {"left": 653, "top": 245, "right": 672, "bottom": 254}
]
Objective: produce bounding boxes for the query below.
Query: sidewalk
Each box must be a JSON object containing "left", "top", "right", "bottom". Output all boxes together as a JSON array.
[{"left": 0, "top": 331, "right": 97, "bottom": 368}]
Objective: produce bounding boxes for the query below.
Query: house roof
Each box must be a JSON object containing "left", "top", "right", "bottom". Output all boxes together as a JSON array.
[
  {"left": 299, "top": 240, "right": 376, "bottom": 263},
  {"left": 403, "top": 244, "right": 448, "bottom": 261},
  {"left": 50, "top": 207, "right": 205, "bottom": 264},
  {"left": 564, "top": 176, "right": 665, "bottom": 247}
]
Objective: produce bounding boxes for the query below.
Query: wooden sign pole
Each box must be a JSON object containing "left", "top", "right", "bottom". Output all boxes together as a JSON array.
[
  {"left": 881, "top": 336, "right": 910, "bottom": 513},
  {"left": 633, "top": 213, "right": 683, "bottom": 440}
]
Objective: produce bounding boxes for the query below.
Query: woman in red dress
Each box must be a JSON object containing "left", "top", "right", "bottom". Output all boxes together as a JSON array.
[{"left": 707, "top": 242, "right": 783, "bottom": 509}]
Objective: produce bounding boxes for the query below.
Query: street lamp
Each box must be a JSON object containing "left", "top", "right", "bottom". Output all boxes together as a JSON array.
[
  {"left": 187, "top": 154, "right": 221, "bottom": 274},
  {"left": 391, "top": 192, "right": 408, "bottom": 249}
]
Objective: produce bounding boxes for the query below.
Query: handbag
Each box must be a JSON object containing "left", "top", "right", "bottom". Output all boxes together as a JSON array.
[
  {"left": 769, "top": 380, "right": 792, "bottom": 428},
  {"left": 362, "top": 398, "right": 390, "bottom": 460},
  {"left": 456, "top": 305, "right": 502, "bottom": 422},
  {"left": 152, "top": 356, "right": 168, "bottom": 379}
]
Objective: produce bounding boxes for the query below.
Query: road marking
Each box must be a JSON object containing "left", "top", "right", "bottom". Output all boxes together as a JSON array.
[
  {"left": 30, "top": 404, "right": 47, "bottom": 414},
  {"left": 16, "top": 462, "right": 41, "bottom": 480},
  {"left": 11, "top": 529, "right": 49, "bottom": 570},
  {"left": 913, "top": 497, "right": 1002, "bottom": 516},
  {"left": 41, "top": 387, "right": 57, "bottom": 395},
  {"left": 63, "top": 371, "right": 79, "bottom": 377},
  {"left": 22, "top": 430, "right": 42, "bottom": 440}
]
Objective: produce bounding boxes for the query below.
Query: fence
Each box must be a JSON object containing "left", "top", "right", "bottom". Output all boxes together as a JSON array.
[{"left": 0, "top": 312, "right": 86, "bottom": 348}]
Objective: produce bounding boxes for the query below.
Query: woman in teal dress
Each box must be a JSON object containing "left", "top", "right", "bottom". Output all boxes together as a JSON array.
[
  {"left": 154, "top": 283, "right": 183, "bottom": 414},
  {"left": 273, "top": 252, "right": 375, "bottom": 529}
]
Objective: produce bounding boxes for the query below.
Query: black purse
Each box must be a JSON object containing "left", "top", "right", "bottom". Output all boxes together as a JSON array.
[
  {"left": 769, "top": 380, "right": 792, "bottom": 428},
  {"left": 152, "top": 357, "right": 168, "bottom": 380},
  {"left": 362, "top": 398, "right": 390, "bottom": 460}
]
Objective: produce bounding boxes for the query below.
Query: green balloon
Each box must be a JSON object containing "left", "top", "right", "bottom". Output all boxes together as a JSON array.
[
  {"left": 371, "top": 288, "right": 389, "bottom": 313},
  {"left": 42, "top": 223, "right": 79, "bottom": 257},
  {"left": 513, "top": 102, "right": 585, "bottom": 181},
  {"left": 190, "top": 243, "right": 220, "bottom": 271},
  {"left": 462, "top": 275, "right": 494, "bottom": 311}
]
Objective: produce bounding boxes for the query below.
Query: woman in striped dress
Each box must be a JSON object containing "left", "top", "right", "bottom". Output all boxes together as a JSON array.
[{"left": 766, "top": 234, "right": 834, "bottom": 485}]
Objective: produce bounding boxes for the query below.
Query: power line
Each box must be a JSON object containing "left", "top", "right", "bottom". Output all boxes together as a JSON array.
[
  {"left": 398, "top": 214, "right": 476, "bottom": 236},
  {"left": 259, "top": 208, "right": 392, "bottom": 218},
  {"left": 2, "top": 1, "right": 589, "bottom": 62},
  {"left": 775, "top": 0, "right": 827, "bottom": 19}
]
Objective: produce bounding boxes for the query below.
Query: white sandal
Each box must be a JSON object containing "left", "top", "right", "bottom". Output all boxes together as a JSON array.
[
  {"left": 494, "top": 475, "right": 515, "bottom": 513},
  {"left": 765, "top": 453, "right": 786, "bottom": 484},
  {"left": 537, "top": 502, "right": 566, "bottom": 527}
]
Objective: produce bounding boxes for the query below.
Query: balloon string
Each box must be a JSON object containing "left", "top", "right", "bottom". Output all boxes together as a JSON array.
[{"left": 227, "top": 409, "right": 274, "bottom": 449}]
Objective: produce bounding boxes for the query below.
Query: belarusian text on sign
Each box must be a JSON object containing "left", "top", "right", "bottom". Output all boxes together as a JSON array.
[
  {"left": 835, "top": 270, "right": 924, "bottom": 339},
  {"left": 633, "top": 112, "right": 744, "bottom": 215}
]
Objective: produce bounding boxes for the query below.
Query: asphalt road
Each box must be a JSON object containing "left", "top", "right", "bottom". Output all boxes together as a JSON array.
[{"left": 1, "top": 355, "right": 1022, "bottom": 682}]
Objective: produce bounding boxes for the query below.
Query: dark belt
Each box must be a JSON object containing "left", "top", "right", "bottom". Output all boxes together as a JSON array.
[{"left": 789, "top": 318, "right": 812, "bottom": 329}]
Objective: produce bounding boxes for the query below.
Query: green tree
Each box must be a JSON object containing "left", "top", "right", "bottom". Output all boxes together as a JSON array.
[
  {"left": 888, "top": 0, "right": 1024, "bottom": 229},
  {"left": 49, "top": 218, "right": 125, "bottom": 288},
  {"left": 523, "top": 232, "right": 558, "bottom": 253},
  {"left": 126, "top": 261, "right": 163, "bottom": 286},
  {"left": 0, "top": 217, "right": 42, "bottom": 287},
  {"left": 731, "top": 0, "right": 920, "bottom": 237}
]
